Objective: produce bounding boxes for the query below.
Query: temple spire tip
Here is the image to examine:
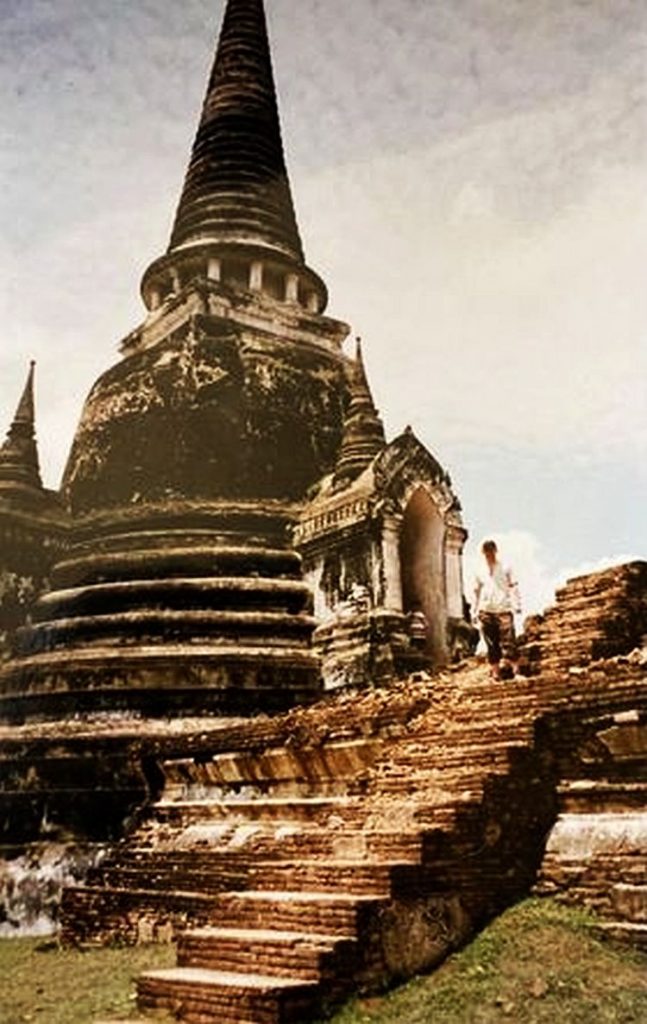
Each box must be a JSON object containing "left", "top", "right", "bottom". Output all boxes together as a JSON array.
[
  {"left": 140, "top": 0, "right": 327, "bottom": 315},
  {"left": 0, "top": 362, "right": 42, "bottom": 490}
]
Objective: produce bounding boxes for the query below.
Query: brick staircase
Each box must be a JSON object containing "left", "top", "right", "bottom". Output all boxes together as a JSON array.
[
  {"left": 60, "top": 656, "right": 646, "bottom": 1024},
  {"left": 536, "top": 710, "right": 647, "bottom": 950}
]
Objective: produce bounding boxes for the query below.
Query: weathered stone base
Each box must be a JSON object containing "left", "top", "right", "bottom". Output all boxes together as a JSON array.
[
  {"left": 535, "top": 708, "right": 647, "bottom": 946},
  {"left": 0, "top": 649, "right": 320, "bottom": 724},
  {"left": 0, "top": 842, "right": 105, "bottom": 937},
  {"left": 0, "top": 502, "right": 322, "bottom": 722},
  {"left": 51, "top": 649, "right": 646, "bottom": 1023},
  {"left": 313, "top": 610, "right": 414, "bottom": 690}
]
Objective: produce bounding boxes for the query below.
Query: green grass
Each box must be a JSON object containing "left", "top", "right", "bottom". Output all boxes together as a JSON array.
[
  {"left": 0, "top": 936, "right": 175, "bottom": 1023},
  {"left": 322, "top": 899, "right": 647, "bottom": 1024},
  {"left": 1, "top": 901, "right": 645, "bottom": 1023}
]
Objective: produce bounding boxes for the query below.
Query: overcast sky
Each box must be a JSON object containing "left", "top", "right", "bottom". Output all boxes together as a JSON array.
[{"left": 1, "top": 0, "right": 645, "bottom": 613}]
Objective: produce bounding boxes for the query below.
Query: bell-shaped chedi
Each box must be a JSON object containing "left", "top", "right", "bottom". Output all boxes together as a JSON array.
[
  {"left": 0, "top": 0, "right": 351, "bottom": 722},
  {"left": 62, "top": 0, "right": 346, "bottom": 519}
]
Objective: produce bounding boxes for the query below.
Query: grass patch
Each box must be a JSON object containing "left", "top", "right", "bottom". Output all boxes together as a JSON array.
[
  {"left": 322, "top": 899, "right": 647, "bottom": 1024},
  {"left": 1, "top": 901, "right": 645, "bottom": 1023},
  {"left": 0, "top": 937, "right": 175, "bottom": 1023}
]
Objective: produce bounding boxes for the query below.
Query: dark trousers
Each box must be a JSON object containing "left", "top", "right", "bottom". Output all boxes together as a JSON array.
[{"left": 479, "top": 611, "right": 517, "bottom": 665}]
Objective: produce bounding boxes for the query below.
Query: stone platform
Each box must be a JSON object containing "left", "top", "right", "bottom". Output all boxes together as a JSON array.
[
  {"left": 0, "top": 500, "right": 322, "bottom": 722},
  {"left": 53, "top": 653, "right": 646, "bottom": 1024}
]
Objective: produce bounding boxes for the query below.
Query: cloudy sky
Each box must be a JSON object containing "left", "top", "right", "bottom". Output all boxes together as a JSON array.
[{"left": 1, "top": 0, "right": 645, "bottom": 613}]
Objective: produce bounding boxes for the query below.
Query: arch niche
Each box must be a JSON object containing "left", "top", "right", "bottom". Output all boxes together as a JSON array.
[{"left": 399, "top": 486, "right": 448, "bottom": 665}]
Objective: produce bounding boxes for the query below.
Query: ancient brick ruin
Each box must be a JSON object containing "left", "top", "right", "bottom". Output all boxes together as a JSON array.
[
  {"left": 521, "top": 562, "right": 647, "bottom": 675},
  {"left": 0, "top": 1, "right": 645, "bottom": 1022},
  {"left": 56, "top": 591, "right": 645, "bottom": 1021}
]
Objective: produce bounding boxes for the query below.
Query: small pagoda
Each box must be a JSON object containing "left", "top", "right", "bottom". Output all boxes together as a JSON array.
[{"left": 0, "top": 364, "right": 67, "bottom": 665}]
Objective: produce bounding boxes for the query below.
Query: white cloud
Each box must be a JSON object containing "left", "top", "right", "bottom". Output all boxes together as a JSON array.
[{"left": 300, "top": 93, "right": 647, "bottom": 466}]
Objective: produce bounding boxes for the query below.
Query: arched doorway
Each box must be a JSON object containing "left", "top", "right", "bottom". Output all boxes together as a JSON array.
[{"left": 399, "top": 487, "right": 447, "bottom": 664}]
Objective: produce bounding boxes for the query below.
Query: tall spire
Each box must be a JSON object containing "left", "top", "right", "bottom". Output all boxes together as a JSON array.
[
  {"left": 0, "top": 361, "right": 42, "bottom": 490},
  {"left": 333, "top": 340, "right": 386, "bottom": 490},
  {"left": 169, "top": 0, "right": 303, "bottom": 262},
  {"left": 141, "top": 0, "right": 327, "bottom": 314}
]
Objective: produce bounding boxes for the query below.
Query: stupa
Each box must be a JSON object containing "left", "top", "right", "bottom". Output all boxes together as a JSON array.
[
  {"left": 0, "top": 364, "right": 67, "bottom": 665},
  {"left": 0, "top": 0, "right": 468, "bottom": 723}
]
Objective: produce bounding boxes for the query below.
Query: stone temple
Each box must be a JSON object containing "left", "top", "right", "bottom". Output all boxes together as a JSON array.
[
  {"left": 0, "top": 0, "right": 468, "bottom": 724},
  {"left": 1, "top": 3, "right": 645, "bottom": 1023}
]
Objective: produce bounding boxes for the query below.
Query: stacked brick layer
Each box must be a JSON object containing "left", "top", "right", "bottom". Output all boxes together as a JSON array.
[
  {"left": 521, "top": 561, "right": 647, "bottom": 673},
  {"left": 58, "top": 649, "right": 646, "bottom": 1023},
  {"left": 536, "top": 713, "right": 647, "bottom": 947}
]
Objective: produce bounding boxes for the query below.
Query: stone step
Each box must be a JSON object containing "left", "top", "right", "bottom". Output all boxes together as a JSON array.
[
  {"left": 379, "top": 744, "right": 533, "bottom": 770},
  {"left": 159, "top": 737, "right": 381, "bottom": 792},
  {"left": 177, "top": 926, "right": 356, "bottom": 983},
  {"left": 91, "top": 863, "right": 250, "bottom": 895},
  {"left": 137, "top": 967, "right": 318, "bottom": 1024},
  {"left": 92, "top": 855, "right": 395, "bottom": 898},
  {"left": 213, "top": 890, "right": 381, "bottom": 937},
  {"left": 0, "top": 621, "right": 329, "bottom": 713},
  {"left": 247, "top": 860, "right": 394, "bottom": 896},
  {"left": 51, "top": 548, "right": 305, "bottom": 589},
  {"left": 594, "top": 921, "right": 647, "bottom": 950},
  {"left": 558, "top": 781, "right": 647, "bottom": 814},
  {"left": 20, "top": 609, "right": 316, "bottom": 656},
  {"left": 102, "top": 850, "right": 257, "bottom": 870},
  {"left": 611, "top": 884, "right": 647, "bottom": 923},
  {"left": 385, "top": 736, "right": 530, "bottom": 757},
  {"left": 61, "top": 884, "right": 220, "bottom": 946},
  {"left": 125, "top": 826, "right": 422, "bottom": 863},
  {"left": 152, "top": 796, "right": 361, "bottom": 826}
]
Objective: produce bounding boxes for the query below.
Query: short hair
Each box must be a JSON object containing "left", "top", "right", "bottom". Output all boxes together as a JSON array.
[{"left": 482, "top": 539, "right": 498, "bottom": 555}]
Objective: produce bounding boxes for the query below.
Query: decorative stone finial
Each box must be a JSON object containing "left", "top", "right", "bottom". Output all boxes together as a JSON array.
[
  {"left": 333, "top": 338, "right": 386, "bottom": 489},
  {"left": 0, "top": 361, "right": 43, "bottom": 489}
]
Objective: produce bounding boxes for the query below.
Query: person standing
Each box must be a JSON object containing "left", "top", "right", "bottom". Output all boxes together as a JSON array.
[{"left": 473, "top": 539, "right": 521, "bottom": 680}]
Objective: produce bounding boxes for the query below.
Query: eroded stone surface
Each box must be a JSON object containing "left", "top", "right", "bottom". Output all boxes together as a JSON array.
[
  {"left": 521, "top": 561, "right": 647, "bottom": 673},
  {"left": 0, "top": 843, "right": 105, "bottom": 938},
  {"left": 52, "top": 651, "right": 645, "bottom": 1023}
]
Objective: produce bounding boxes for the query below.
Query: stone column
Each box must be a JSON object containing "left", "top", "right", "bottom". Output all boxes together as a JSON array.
[
  {"left": 445, "top": 524, "right": 466, "bottom": 619},
  {"left": 306, "top": 292, "right": 319, "bottom": 313},
  {"left": 285, "top": 272, "right": 299, "bottom": 303},
  {"left": 170, "top": 268, "right": 181, "bottom": 295},
  {"left": 381, "top": 515, "right": 403, "bottom": 612},
  {"left": 149, "top": 288, "right": 162, "bottom": 311},
  {"left": 249, "top": 260, "right": 264, "bottom": 292},
  {"left": 207, "top": 257, "right": 222, "bottom": 282}
]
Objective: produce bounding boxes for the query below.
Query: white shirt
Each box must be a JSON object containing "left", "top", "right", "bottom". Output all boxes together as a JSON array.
[{"left": 474, "top": 560, "right": 519, "bottom": 615}]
